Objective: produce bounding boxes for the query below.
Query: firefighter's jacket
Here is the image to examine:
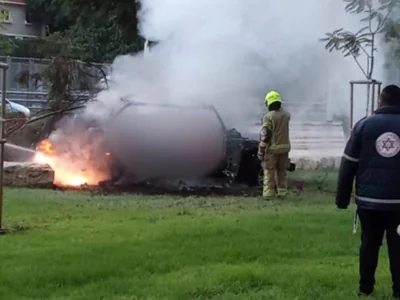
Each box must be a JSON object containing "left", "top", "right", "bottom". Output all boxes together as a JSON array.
[
  {"left": 258, "top": 108, "right": 291, "bottom": 157},
  {"left": 336, "top": 105, "right": 400, "bottom": 211}
]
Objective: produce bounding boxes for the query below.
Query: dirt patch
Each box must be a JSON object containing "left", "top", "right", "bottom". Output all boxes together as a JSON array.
[
  {"left": 51, "top": 178, "right": 304, "bottom": 197},
  {"left": 53, "top": 183, "right": 260, "bottom": 197}
]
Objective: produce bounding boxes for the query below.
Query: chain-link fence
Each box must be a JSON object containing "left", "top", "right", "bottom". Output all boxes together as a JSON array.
[{"left": 0, "top": 56, "right": 110, "bottom": 112}]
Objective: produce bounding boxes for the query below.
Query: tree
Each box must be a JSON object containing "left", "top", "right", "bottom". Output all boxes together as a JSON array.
[
  {"left": 18, "top": 0, "right": 144, "bottom": 62},
  {"left": 7, "top": 1, "right": 137, "bottom": 144},
  {"left": 8, "top": 0, "right": 144, "bottom": 142},
  {"left": 22, "top": 32, "right": 107, "bottom": 107},
  {"left": 25, "top": 0, "right": 70, "bottom": 33},
  {"left": 320, "top": 0, "right": 400, "bottom": 80},
  {"left": 0, "top": 35, "right": 13, "bottom": 56},
  {"left": 0, "top": 6, "right": 13, "bottom": 56},
  {"left": 55, "top": 0, "right": 144, "bottom": 63},
  {"left": 65, "top": 22, "right": 143, "bottom": 63},
  {"left": 320, "top": 0, "right": 400, "bottom": 118},
  {"left": 8, "top": 31, "right": 109, "bottom": 146},
  {"left": 56, "top": 0, "right": 140, "bottom": 42}
]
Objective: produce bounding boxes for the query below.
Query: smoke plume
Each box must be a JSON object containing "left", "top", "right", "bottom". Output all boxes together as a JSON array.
[
  {"left": 46, "top": 0, "right": 389, "bottom": 183},
  {"left": 86, "top": 0, "right": 386, "bottom": 127}
]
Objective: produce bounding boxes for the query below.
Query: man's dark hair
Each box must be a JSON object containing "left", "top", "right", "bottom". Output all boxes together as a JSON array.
[
  {"left": 380, "top": 85, "right": 400, "bottom": 106},
  {"left": 268, "top": 102, "right": 281, "bottom": 111}
]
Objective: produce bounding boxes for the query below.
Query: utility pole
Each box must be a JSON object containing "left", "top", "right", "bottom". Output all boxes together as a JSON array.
[{"left": 0, "top": 61, "right": 8, "bottom": 235}]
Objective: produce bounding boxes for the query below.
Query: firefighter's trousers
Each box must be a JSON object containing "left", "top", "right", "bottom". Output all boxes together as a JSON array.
[{"left": 262, "top": 152, "right": 289, "bottom": 198}]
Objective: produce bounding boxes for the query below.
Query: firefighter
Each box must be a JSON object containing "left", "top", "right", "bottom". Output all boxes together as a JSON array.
[{"left": 258, "top": 90, "right": 291, "bottom": 198}]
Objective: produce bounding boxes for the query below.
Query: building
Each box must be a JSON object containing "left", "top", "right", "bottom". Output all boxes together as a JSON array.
[{"left": 0, "top": 0, "right": 45, "bottom": 39}]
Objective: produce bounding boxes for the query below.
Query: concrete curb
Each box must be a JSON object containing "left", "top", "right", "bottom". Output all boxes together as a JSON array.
[{"left": 291, "top": 156, "right": 341, "bottom": 170}]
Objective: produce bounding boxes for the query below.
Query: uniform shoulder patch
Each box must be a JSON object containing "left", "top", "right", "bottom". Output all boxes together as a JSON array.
[{"left": 376, "top": 132, "right": 400, "bottom": 158}]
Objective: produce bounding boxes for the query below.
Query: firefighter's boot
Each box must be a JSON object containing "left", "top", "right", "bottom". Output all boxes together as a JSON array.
[
  {"left": 263, "top": 187, "right": 276, "bottom": 199},
  {"left": 277, "top": 188, "right": 287, "bottom": 197}
]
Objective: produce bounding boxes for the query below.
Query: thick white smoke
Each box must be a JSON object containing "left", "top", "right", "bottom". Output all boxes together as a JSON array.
[
  {"left": 44, "top": 0, "right": 390, "bottom": 183},
  {"left": 85, "top": 0, "right": 386, "bottom": 129}
]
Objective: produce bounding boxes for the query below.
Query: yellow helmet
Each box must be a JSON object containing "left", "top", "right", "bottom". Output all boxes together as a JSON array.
[{"left": 265, "top": 90, "right": 282, "bottom": 107}]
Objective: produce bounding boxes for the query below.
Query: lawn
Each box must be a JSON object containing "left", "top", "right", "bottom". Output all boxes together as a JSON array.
[{"left": 0, "top": 172, "right": 394, "bottom": 299}]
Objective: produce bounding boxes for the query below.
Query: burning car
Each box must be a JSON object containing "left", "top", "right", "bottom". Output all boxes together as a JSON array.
[{"left": 34, "top": 101, "right": 295, "bottom": 188}]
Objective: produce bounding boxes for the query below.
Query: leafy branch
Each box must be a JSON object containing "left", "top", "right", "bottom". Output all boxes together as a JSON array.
[
  {"left": 320, "top": 0, "right": 400, "bottom": 79},
  {"left": 14, "top": 30, "right": 109, "bottom": 108},
  {"left": 0, "top": 6, "right": 14, "bottom": 56},
  {"left": 343, "top": 0, "right": 399, "bottom": 13}
]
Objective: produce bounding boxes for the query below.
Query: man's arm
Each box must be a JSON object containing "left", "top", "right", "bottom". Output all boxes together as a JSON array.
[
  {"left": 336, "top": 118, "right": 366, "bottom": 209},
  {"left": 258, "top": 113, "right": 273, "bottom": 160}
]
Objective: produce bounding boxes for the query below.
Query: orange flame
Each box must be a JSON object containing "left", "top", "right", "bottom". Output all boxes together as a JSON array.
[
  {"left": 33, "top": 139, "right": 108, "bottom": 187},
  {"left": 38, "top": 139, "right": 53, "bottom": 154}
]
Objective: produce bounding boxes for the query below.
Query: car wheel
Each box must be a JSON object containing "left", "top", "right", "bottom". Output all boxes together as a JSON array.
[{"left": 237, "top": 153, "right": 263, "bottom": 187}]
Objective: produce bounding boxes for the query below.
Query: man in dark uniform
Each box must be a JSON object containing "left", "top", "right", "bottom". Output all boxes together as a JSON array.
[{"left": 336, "top": 85, "right": 400, "bottom": 298}]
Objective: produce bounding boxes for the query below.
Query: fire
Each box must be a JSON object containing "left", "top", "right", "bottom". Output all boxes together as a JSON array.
[
  {"left": 36, "top": 139, "right": 52, "bottom": 153},
  {"left": 33, "top": 138, "right": 109, "bottom": 187}
]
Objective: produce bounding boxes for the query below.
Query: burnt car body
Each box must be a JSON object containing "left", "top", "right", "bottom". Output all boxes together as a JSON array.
[
  {"left": 220, "top": 128, "right": 295, "bottom": 187},
  {"left": 94, "top": 101, "right": 296, "bottom": 187}
]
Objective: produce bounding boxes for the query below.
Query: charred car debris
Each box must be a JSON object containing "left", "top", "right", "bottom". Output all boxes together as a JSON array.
[{"left": 64, "top": 100, "right": 296, "bottom": 190}]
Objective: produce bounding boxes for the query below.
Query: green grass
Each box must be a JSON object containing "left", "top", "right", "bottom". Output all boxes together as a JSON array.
[{"left": 0, "top": 172, "right": 394, "bottom": 299}]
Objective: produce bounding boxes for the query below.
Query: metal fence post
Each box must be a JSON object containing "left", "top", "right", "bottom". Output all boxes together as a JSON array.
[
  {"left": 0, "top": 62, "right": 8, "bottom": 235},
  {"left": 350, "top": 82, "right": 354, "bottom": 129},
  {"left": 349, "top": 80, "right": 383, "bottom": 130},
  {"left": 366, "top": 82, "right": 371, "bottom": 116},
  {"left": 371, "top": 81, "right": 376, "bottom": 113},
  {"left": 6, "top": 57, "right": 11, "bottom": 90}
]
